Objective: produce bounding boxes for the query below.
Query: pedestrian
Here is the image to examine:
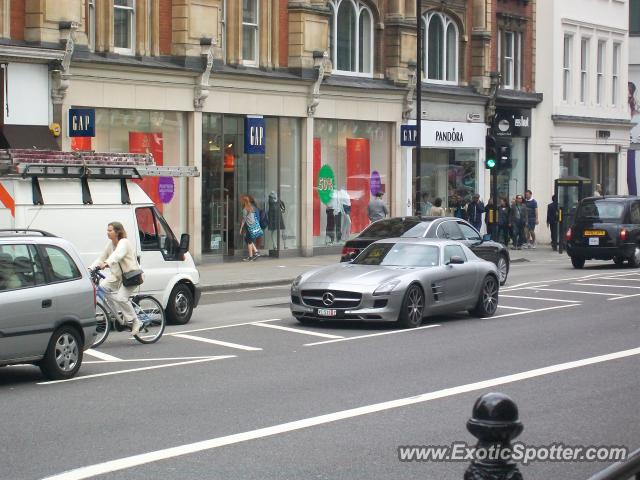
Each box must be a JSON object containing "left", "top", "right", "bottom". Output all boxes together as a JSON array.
[
  {"left": 509, "top": 194, "right": 528, "bottom": 250},
  {"left": 547, "top": 194, "right": 559, "bottom": 251},
  {"left": 484, "top": 196, "right": 496, "bottom": 239},
  {"left": 497, "top": 197, "right": 510, "bottom": 246},
  {"left": 594, "top": 183, "right": 603, "bottom": 197},
  {"left": 420, "top": 192, "right": 433, "bottom": 216},
  {"left": 467, "top": 193, "right": 485, "bottom": 232},
  {"left": 368, "top": 190, "right": 389, "bottom": 223},
  {"left": 524, "top": 189, "right": 539, "bottom": 249},
  {"left": 239, "top": 195, "right": 263, "bottom": 261},
  {"left": 453, "top": 195, "right": 466, "bottom": 219},
  {"left": 429, "top": 197, "right": 445, "bottom": 216}
]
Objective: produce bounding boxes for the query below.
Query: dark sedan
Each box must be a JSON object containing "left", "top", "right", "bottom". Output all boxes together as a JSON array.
[
  {"left": 341, "top": 216, "right": 510, "bottom": 285},
  {"left": 565, "top": 196, "right": 640, "bottom": 268}
]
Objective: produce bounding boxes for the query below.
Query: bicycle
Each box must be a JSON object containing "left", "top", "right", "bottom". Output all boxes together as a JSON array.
[{"left": 89, "top": 267, "right": 165, "bottom": 347}]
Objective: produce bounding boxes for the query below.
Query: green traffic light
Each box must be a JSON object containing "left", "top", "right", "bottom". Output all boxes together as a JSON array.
[{"left": 486, "top": 158, "right": 496, "bottom": 169}]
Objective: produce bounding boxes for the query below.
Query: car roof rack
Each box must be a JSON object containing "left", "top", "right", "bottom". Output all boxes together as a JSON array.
[
  {"left": 0, "top": 229, "right": 57, "bottom": 237},
  {"left": 0, "top": 149, "right": 199, "bottom": 205}
]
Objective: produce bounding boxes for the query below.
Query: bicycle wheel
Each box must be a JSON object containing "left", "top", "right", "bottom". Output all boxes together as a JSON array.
[
  {"left": 132, "top": 296, "right": 165, "bottom": 344},
  {"left": 92, "top": 303, "right": 111, "bottom": 348}
]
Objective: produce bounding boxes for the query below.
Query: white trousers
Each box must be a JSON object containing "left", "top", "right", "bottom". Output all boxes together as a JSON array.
[{"left": 101, "top": 280, "right": 137, "bottom": 323}]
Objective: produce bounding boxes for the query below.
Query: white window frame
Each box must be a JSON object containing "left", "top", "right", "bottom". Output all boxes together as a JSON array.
[
  {"left": 328, "top": 0, "right": 374, "bottom": 77},
  {"left": 562, "top": 34, "right": 573, "bottom": 102},
  {"left": 580, "top": 37, "right": 589, "bottom": 104},
  {"left": 503, "top": 31, "right": 515, "bottom": 89},
  {"left": 423, "top": 11, "right": 459, "bottom": 85},
  {"left": 113, "top": 0, "right": 136, "bottom": 55},
  {"left": 88, "top": 0, "right": 96, "bottom": 51},
  {"left": 242, "top": 0, "right": 259, "bottom": 66},
  {"left": 596, "top": 39, "right": 606, "bottom": 106},
  {"left": 612, "top": 42, "right": 620, "bottom": 106}
]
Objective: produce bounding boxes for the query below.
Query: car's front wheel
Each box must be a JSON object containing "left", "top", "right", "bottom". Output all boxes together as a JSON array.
[
  {"left": 628, "top": 245, "right": 640, "bottom": 268},
  {"left": 470, "top": 275, "right": 499, "bottom": 318},
  {"left": 39, "top": 326, "right": 83, "bottom": 380},
  {"left": 496, "top": 254, "right": 509, "bottom": 286},
  {"left": 571, "top": 256, "right": 585, "bottom": 269},
  {"left": 397, "top": 284, "right": 424, "bottom": 328},
  {"left": 167, "top": 284, "right": 194, "bottom": 325}
]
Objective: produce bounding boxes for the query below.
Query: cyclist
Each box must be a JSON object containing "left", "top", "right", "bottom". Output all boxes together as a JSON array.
[{"left": 90, "top": 222, "right": 143, "bottom": 335}]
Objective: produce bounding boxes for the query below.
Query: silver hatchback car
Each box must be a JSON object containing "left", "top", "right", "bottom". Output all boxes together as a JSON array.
[{"left": 0, "top": 230, "right": 97, "bottom": 380}]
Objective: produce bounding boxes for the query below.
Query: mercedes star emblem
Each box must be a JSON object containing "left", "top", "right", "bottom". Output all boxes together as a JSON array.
[{"left": 322, "top": 292, "right": 335, "bottom": 306}]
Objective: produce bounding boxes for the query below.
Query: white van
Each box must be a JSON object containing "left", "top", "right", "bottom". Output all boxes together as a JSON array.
[{"left": 0, "top": 151, "right": 201, "bottom": 324}]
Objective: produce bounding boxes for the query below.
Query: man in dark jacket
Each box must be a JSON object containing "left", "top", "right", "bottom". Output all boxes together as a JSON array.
[
  {"left": 547, "top": 195, "right": 559, "bottom": 251},
  {"left": 508, "top": 194, "right": 528, "bottom": 250},
  {"left": 466, "top": 194, "right": 485, "bottom": 232}
]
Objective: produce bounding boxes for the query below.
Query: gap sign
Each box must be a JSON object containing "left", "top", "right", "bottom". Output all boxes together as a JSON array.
[
  {"left": 400, "top": 125, "right": 417, "bottom": 146},
  {"left": 68, "top": 108, "right": 95, "bottom": 137},
  {"left": 244, "top": 116, "right": 266, "bottom": 154}
]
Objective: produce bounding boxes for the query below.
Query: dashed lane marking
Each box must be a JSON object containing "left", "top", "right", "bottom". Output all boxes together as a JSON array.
[
  {"left": 41, "top": 346, "right": 640, "bottom": 480},
  {"left": 497, "top": 305, "right": 532, "bottom": 311},
  {"left": 573, "top": 283, "right": 640, "bottom": 290},
  {"left": 172, "top": 333, "right": 262, "bottom": 351},
  {"left": 598, "top": 277, "right": 640, "bottom": 282},
  {"left": 304, "top": 325, "right": 441, "bottom": 347},
  {"left": 84, "top": 349, "right": 121, "bottom": 362},
  {"left": 166, "top": 319, "right": 281, "bottom": 336},
  {"left": 251, "top": 322, "right": 344, "bottom": 339},
  {"left": 83, "top": 356, "right": 218, "bottom": 364},
  {"left": 38, "top": 356, "right": 235, "bottom": 385},
  {"left": 523, "top": 287, "right": 619, "bottom": 296},
  {"left": 609, "top": 293, "right": 640, "bottom": 301},
  {"left": 500, "top": 294, "right": 581, "bottom": 303},
  {"left": 489, "top": 304, "right": 579, "bottom": 319}
]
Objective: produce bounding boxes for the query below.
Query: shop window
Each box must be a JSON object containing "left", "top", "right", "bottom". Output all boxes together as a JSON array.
[
  {"left": 563, "top": 34, "right": 572, "bottom": 102},
  {"left": 498, "top": 30, "right": 521, "bottom": 90},
  {"left": 597, "top": 40, "right": 606, "bottom": 105},
  {"left": 242, "top": 0, "right": 259, "bottom": 66},
  {"left": 329, "top": 0, "right": 374, "bottom": 76},
  {"left": 114, "top": 0, "right": 135, "bottom": 54},
  {"left": 423, "top": 12, "right": 458, "bottom": 84}
]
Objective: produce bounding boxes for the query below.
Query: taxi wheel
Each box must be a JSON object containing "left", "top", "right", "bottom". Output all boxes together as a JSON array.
[
  {"left": 570, "top": 256, "right": 585, "bottom": 269},
  {"left": 629, "top": 246, "right": 640, "bottom": 268},
  {"left": 613, "top": 256, "right": 625, "bottom": 267}
]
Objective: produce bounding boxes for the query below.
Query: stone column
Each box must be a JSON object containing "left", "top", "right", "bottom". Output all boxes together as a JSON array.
[
  {"left": 95, "top": 0, "right": 114, "bottom": 53},
  {"left": 471, "top": 0, "right": 492, "bottom": 92},
  {"left": 618, "top": 147, "right": 629, "bottom": 195},
  {"left": 300, "top": 116, "right": 314, "bottom": 257},
  {"left": 405, "top": 0, "right": 416, "bottom": 19},
  {"left": 188, "top": 111, "right": 204, "bottom": 264}
]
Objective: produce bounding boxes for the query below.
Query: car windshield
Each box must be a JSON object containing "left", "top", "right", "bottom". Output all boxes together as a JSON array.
[
  {"left": 359, "top": 219, "right": 429, "bottom": 238},
  {"left": 577, "top": 201, "right": 625, "bottom": 222},
  {"left": 353, "top": 243, "right": 439, "bottom": 267}
]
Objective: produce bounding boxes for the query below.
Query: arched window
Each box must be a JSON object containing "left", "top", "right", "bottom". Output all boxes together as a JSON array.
[
  {"left": 329, "top": 0, "right": 374, "bottom": 76},
  {"left": 423, "top": 12, "right": 458, "bottom": 83}
]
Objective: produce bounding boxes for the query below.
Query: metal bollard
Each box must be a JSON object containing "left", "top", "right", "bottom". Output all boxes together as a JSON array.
[{"left": 464, "top": 392, "right": 524, "bottom": 480}]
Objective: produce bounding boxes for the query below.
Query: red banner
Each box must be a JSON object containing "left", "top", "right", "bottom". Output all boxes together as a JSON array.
[
  {"left": 128, "top": 132, "right": 164, "bottom": 214},
  {"left": 346, "top": 138, "right": 370, "bottom": 233},
  {"left": 313, "top": 138, "right": 321, "bottom": 236},
  {"left": 71, "top": 137, "right": 92, "bottom": 151}
]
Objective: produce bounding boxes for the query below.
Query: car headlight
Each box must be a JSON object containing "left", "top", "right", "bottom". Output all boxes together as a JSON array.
[
  {"left": 373, "top": 279, "right": 401, "bottom": 296},
  {"left": 291, "top": 275, "right": 302, "bottom": 292}
]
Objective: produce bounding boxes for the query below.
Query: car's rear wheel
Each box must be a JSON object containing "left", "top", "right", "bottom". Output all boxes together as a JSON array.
[
  {"left": 613, "top": 256, "right": 625, "bottom": 267},
  {"left": 397, "top": 284, "right": 424, "bottom": 328},
  {"left": 628, "top": 245, "right": 640, "bottom": 268},
  {"left": 39, "top": 326, "right": 83, "bottom": 380},
  {"left": 470, "top": 275, "right": 499, "bottom": 318},
  {"left": 570, "top": 256, "right": 585, "bottom": 269},
  {"left": 496, "top": 254, "right": 509, "bottom": 286}
]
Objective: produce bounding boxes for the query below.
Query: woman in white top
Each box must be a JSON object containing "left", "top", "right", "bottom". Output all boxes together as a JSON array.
[
  {"left": 429, "top": 197, "right": 445, "bottom": 217},
  {"left": 90, "top": 222, "right": 142, "bottom": 335}
]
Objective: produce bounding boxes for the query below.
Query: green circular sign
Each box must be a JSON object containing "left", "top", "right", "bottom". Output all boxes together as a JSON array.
[{"left": 317, "top": 164, "right": 335, "bottom": 205}]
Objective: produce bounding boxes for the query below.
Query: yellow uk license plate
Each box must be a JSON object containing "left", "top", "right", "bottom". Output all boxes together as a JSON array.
[{"left": 584, "top": 230, "right": 606, "bottom": 236}]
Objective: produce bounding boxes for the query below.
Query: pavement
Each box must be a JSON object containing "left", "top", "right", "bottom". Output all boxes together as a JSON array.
[{"left": 197, "top": 243, "right": 566, "bottom": 291}]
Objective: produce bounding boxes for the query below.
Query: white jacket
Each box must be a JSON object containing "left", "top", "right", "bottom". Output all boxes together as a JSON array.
[{"left": 91, "top": 238, "right": 140, "bottom": 286}]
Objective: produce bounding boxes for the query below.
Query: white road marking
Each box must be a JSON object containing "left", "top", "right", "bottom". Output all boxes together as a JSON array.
[
  {"left": 524, "top": 287, "right": 619, "bottom": 296},
  {"left": 501, "top": 272, "right": 614, "bottom": 292},
  {"left": 500, "top": 294, "right": 581, "bottom": 303},
  {"left": 38, "top": 356, "right": 235, "bottom": 385},
  {"left": 599, "top": 277, "right": 640, "bottom": 282},
  {"left": 489, "top": 304, "right": 579, "bottom": 319},
  {"left": 41, "top": 346, "right": 640, "bottom": 480},
  {"left": 609, "top": 293, "right": 640, "bottom": 301},
  {"left": 305, "top": 325, "right": 440, "bottom": 347},
  {"left": 202, "top": 286, "right": 288, "bottom": 295},
  {"left": 574, "top": 283, "right": 640, "bottom": 290},
  {"left": 83, "top": 356, "right": 218, "bottom": 364},
  {"left": 497, "top": 305, "right": 532, "bottom": 311},
  {"left": 172, "top": 333, "right": 262, "bottom": 351},
  {"left": 251, "top": 322, "right": 344, "bottom": 339},
  {"left": 84, "top": 349, "right": 121, "bottom": 362},
  {"left": 167, "top": 319, "right": 281, "bottom": 336}
]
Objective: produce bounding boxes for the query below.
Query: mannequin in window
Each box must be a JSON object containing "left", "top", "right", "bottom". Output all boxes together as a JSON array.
[
  {"left": 267, "top": 191, "right": 286, "bottom": 249},
  {"left": 326, "top": 190, "right": 340, "bottom": 244},
  {"left": 338, "top": 188, "right": 351, "bottom": 241}
]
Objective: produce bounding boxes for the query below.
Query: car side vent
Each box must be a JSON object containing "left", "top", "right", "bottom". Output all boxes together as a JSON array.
[{"left": 431, "top": 283, "right": 442, "bottom": 302}]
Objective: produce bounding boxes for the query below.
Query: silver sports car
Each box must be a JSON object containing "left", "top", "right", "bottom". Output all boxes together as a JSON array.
[{"left": 290, "top": 238, "right": 500, "bottom": 328}]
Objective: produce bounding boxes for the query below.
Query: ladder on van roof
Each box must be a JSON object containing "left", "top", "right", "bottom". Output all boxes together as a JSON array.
[{"left": 0, "top": 149, "right": 200, "bottom": 205}]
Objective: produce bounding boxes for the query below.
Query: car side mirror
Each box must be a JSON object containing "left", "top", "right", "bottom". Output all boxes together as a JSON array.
[
  {"left": 446, "top": 256, "right": 465, "bottom": 265},
  {"left": 482, "top": 234, "right": 492, "bottom": 242}
]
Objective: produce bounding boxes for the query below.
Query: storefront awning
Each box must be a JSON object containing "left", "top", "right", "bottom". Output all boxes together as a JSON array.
[{"left": 0, "top": 125, "right": 59, "bottom": 150}]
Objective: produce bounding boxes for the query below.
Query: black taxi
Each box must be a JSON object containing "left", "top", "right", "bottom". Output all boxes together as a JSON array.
[{"left": 565, "top": 196, "right": 640, "bottom": 268}]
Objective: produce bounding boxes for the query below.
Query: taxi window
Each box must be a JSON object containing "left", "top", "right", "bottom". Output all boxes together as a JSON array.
[
  {"left": 577, "top": 201, "right": 625, "bottom": 222},
  {"left": 631, "top": 202, "right": 640, "bottom": 224}
]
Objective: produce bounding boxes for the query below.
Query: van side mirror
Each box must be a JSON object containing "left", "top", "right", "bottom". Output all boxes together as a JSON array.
[{"left": 178, "top": 234, "right": 190, "bottom": 258}]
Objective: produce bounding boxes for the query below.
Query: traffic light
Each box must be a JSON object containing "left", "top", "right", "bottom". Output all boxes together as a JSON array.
[
  {"left": 485, "top": 135, "right": 497, "bottom": 170},
  {"left": 497, "top": 141, "right": 512, "bottom": 170}
]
